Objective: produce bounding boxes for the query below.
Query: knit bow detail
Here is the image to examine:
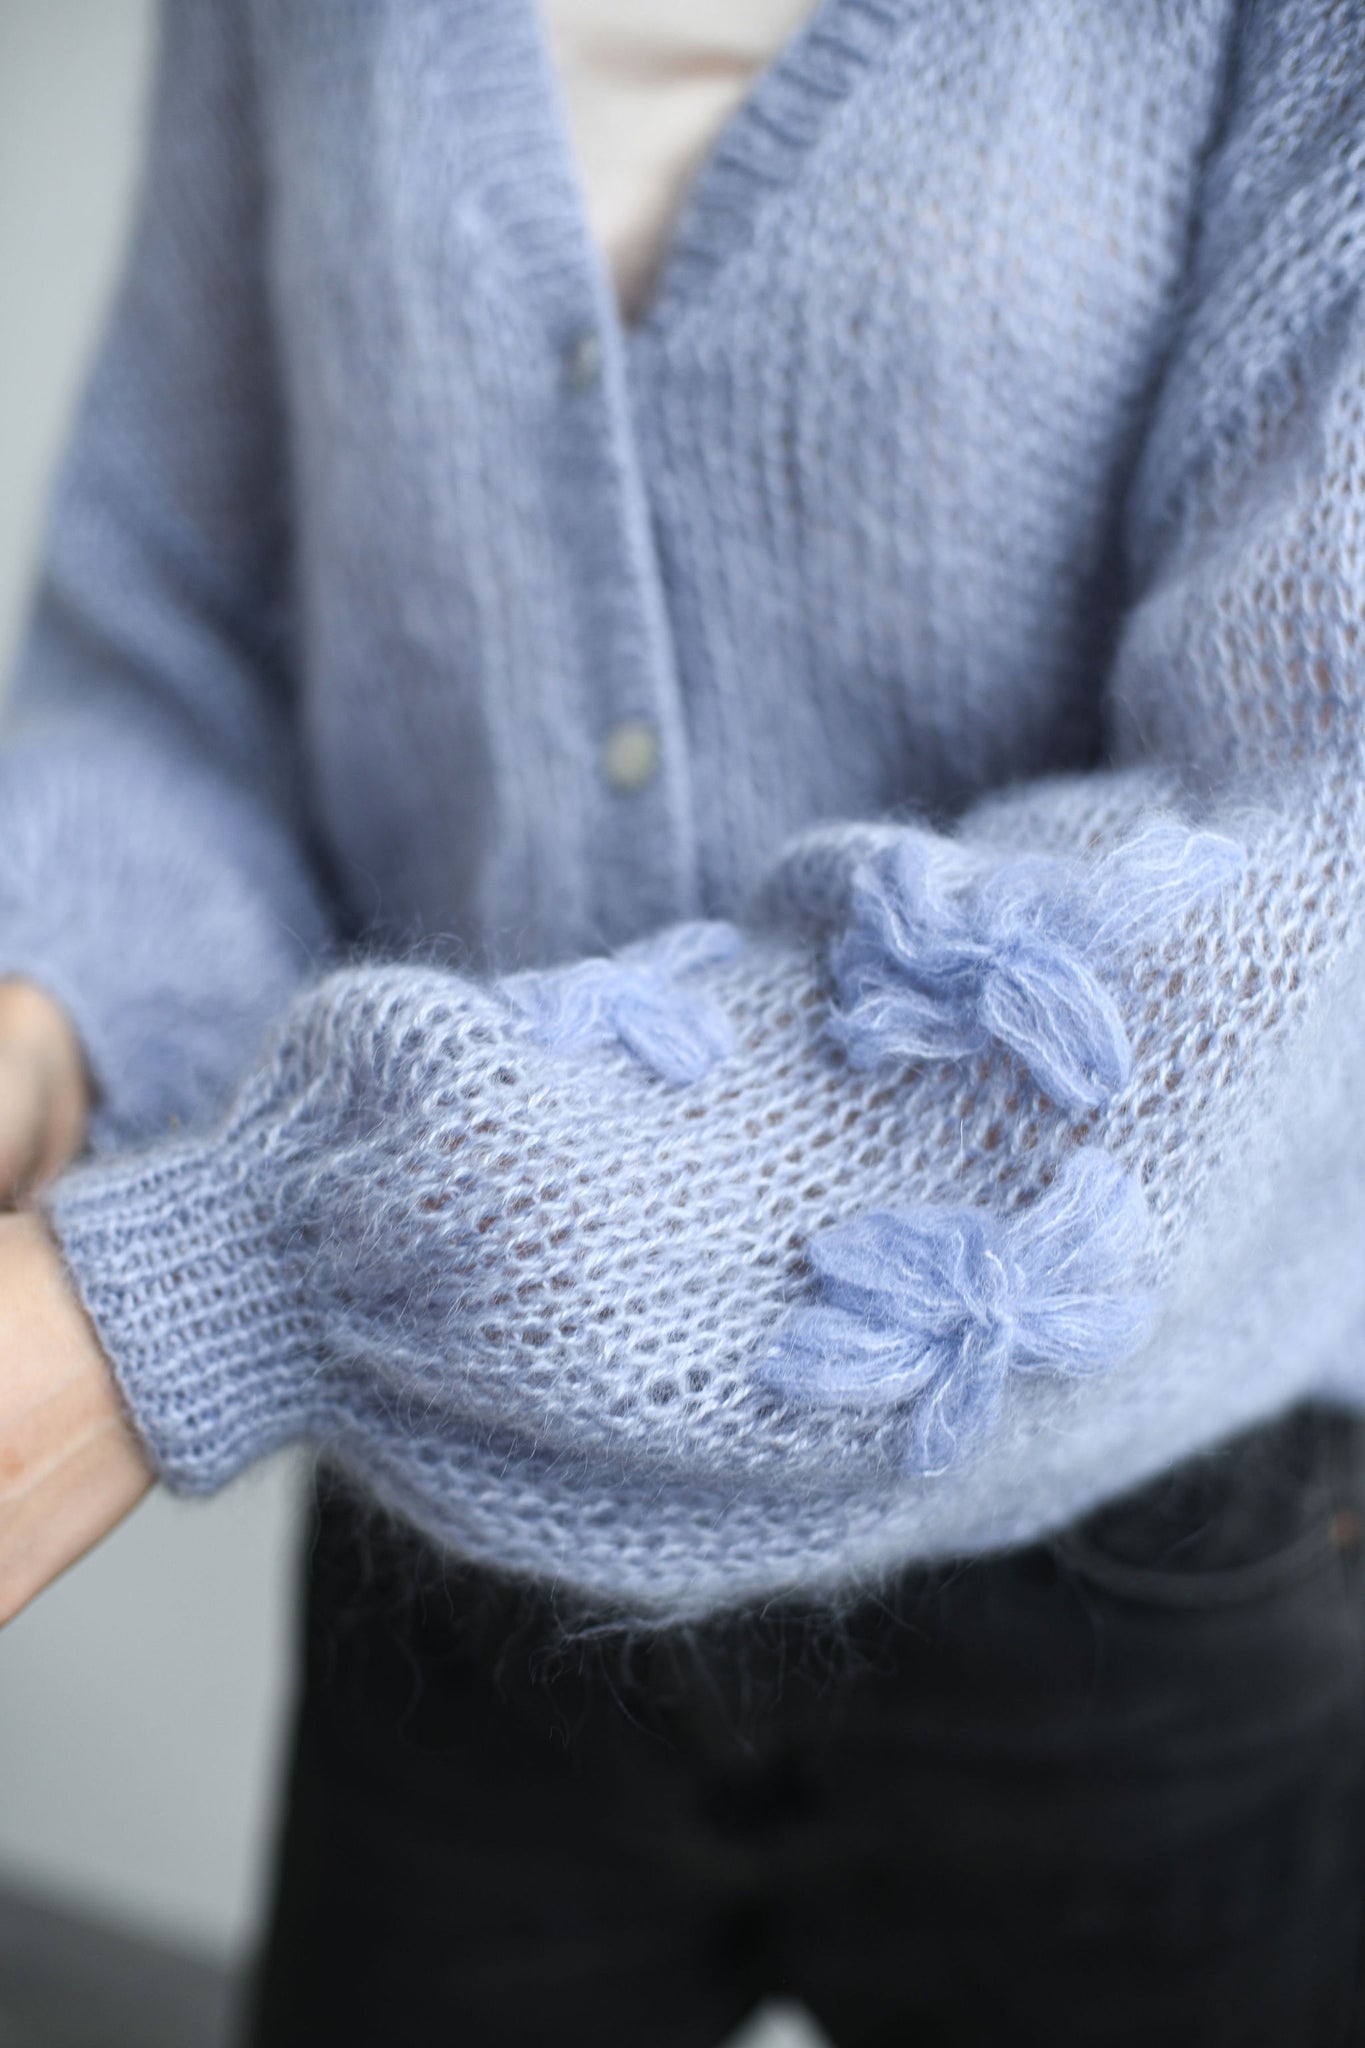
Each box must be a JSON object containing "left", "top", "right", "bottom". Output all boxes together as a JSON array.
[
  {"left": 765, "top": 1151, "right": 1153, "bottom": 1474},
  {"left": 503, "top": 920, "right": 744, "bottom": 1083},
  {"left": 829, "top": 822, "right": 1242, "bottom": 1111}
]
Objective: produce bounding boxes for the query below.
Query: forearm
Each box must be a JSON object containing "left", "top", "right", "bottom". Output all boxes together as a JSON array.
[{"left": 40, "top": 795, "right": 1337, "bottom": 1623}]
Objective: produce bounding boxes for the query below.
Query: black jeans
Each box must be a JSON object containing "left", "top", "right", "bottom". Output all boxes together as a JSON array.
[{"left": 241, "top": 1406, "right": 1365, "bottom": 2047}]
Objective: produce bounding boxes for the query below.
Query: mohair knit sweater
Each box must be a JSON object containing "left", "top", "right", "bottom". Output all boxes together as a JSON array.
[{"left": 3, "top": 0, "right": 1365, "bottom": 1622}]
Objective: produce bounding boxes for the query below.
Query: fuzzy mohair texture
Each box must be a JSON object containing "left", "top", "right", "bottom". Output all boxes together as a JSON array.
[{"left": 3, "top": 0, "right": 1365, "bottom": 1620}]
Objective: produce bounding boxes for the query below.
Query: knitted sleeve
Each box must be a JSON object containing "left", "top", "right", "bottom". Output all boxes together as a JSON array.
[
  {"left": 0, "top": 0, "right": 332, "bottom": 1153},
  {"left": 40, "top": 5, "right": 1365, "bottom": 1622}
]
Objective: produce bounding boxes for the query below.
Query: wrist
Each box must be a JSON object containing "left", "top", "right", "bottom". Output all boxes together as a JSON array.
[
  {"left": 39, "top": 1126, "right": 324, "bottom": 1493},
  {"left": 0, "top": 976, "right": 94, "bottom": 1163},
  {"left": 0, "top": 1207, "right": 155, "bottom": 1624}
]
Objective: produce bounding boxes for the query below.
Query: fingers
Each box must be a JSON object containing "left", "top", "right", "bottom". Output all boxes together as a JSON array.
[
  {"left": 28, "top": 1044, "right": 91, "bottom": 1189},
  {"left": 0, "top": 980, "right": 92, "bottom": 1204},
  {"left": 0, "top": 1040, "right": 52, "bottom": 1205}
]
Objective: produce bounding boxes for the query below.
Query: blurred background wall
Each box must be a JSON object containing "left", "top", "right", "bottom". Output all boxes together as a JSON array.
[{"left": 0, "top": 0, "right": 307, "bottom": 1966}]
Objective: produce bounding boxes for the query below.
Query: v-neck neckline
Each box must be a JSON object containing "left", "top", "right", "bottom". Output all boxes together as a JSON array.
[
  {"left": 517, "top": 0, "right": 914, "bottom": 352},
  {"left": 633, "top": 0, "right": 911, "bottom": 339}
]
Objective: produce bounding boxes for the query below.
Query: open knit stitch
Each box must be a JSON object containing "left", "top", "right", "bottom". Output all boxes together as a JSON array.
[{"left": 4, "top": 0, "right": 1365, "bottom": 1618}]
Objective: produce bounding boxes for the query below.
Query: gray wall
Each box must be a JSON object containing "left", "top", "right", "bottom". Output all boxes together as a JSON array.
[{"left": 0, "top": 0, "right": 307, "bottom": 1963}]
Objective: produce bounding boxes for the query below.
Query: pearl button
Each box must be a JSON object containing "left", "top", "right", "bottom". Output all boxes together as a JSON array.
[
  {"left": 601, "top": 717, "right": 661, "bottom": 792},
  {"left": 564, "top": 328, "right": 603, "bottom": 392}
]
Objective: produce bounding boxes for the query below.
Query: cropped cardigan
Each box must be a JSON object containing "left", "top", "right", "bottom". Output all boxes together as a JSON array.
[{"left": 3, "top": 0, "right": 1365, "bottom": 1621}]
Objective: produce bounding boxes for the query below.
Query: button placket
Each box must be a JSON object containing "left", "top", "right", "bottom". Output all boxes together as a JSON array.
[{"left": 525, "top": 253, "right": 697, "bottom": 931}]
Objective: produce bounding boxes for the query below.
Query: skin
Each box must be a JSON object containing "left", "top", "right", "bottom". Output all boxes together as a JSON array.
[{"left": 0, "top": 978, "right": 153, "bottom": 1627}]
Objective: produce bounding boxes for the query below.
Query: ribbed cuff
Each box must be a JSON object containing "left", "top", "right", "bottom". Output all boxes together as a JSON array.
[{"left": 40, "top": 1132, "right": 323, "bottom": 1495}]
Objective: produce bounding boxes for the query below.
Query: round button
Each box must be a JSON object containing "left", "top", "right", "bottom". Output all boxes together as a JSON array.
[
  {"left": 601, "top": 717, "right": 661, "bottom": 793},
  {"left": 564, "top": 328, "right": 603, "bottom": 392}
]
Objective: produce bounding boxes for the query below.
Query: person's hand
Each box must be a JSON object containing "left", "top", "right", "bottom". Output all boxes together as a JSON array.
[
  {"left": 0, "top": 976, "right": 93, "bottom": 1203},
  {"left": 0, "top": 1208, "right": 154, "bottom": 1626},
  {"left": 0, "top": 980, "right": 153, "bottom": 1623}
]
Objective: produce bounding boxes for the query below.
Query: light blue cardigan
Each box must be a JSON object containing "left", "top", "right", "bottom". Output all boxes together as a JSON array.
[{"left": 4, "top": 0, "right": 1365, "bottom": 1620}]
